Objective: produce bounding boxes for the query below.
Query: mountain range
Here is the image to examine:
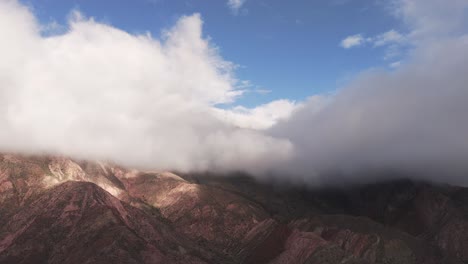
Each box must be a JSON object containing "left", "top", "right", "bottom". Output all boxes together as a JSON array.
[{"left": 0, "top": 153, "right": 467, "bottom": 263}]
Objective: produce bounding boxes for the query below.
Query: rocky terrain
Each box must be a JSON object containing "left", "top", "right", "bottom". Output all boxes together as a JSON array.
[{"left": 0, "top": 153, "right": 467, "bottom": 263}]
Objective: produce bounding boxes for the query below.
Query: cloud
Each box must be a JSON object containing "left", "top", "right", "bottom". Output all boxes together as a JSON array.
[
  {"left": 0, "top": 0, "right": 292, "bottom": 173},
  {"left": 341, "top": 30, "right": 405, "bottom": 49},
  {"left": 271, "top": 0, "right": 468, "bottom": 185},
  {"left": 389, "top": 61, "right": 401, "bottom": 68},
  {"left": 2, "top": 0, "right": 468, "bottom": 187},
  {"left": 254, "top": 89, "right": 272, "bottom": 95},
  {"left": 392, "top": 0, "right": 468, "bottom": 39},
  {"left": 340, "top": 34, "right": 365, "bottom": 48},
  {"left": 273, "top": 37, "right": 468, "bottom": 185},
  {"left": 227, "top": 0, "right": 247, "bottom": 14},
  {"left": 373, "top": 30, "right": 405, "bottom": 47},
  {"left": 341, "top": 29, "right": 408, "bottom": 63},
  {"left": 213, "top": 100, "right": 300, "bottom": 130}
]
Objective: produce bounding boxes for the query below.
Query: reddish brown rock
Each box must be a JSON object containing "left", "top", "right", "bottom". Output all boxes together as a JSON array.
[{"left": 0, "top": 153, "right": 466, "bottom": 263}]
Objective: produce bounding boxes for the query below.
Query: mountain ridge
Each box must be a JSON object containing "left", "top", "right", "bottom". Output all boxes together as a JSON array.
[{"left": 0, "top": 153, "right": 466, "bottom": 263}]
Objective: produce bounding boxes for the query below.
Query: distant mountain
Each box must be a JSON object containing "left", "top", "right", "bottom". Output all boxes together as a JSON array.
[{"left": 0, "top": 153, "right": 466, "bottom": 263}]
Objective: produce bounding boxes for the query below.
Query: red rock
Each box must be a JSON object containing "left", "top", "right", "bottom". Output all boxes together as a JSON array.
[{"left": 0, "top": 153, "right": 465, "bottom": 263}]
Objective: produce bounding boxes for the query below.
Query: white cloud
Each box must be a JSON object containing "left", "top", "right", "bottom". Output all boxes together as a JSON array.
[
  {"left": 393, "top": 0, "right": 468, "bottom": 39},
  {"left": 373, "top": 29, "right": 405, "bottom": 46},
  {"left": 341, "top": 29, "right": 408, "bottom": 62},
  {"left": 271, "top": 0, "right": 468, "bottom": 185},
  {"left": 2, "top": 0, "right": 468, "bottom": 187},
  {"left": 40, "top": 20, "right": 66, "bottom": 36},
  {"left": 254, "top": 89, "right": 272, "bottom": 95},
  {"left": 227, "top": 0, "right": 247, "bottom": 14},
  {"left": 213, "top": 100, "right": 300, "bottom": 130},
  {"left": 0, "top": 0, "right": 292, "bottom": 174},
  {"left": 340, "top": 34, "right": 365, "bottom": 48},
  {"left": 389, "top": 61, "right": 401, "bottom": 68},
  {"left": 341, "top": 30, "right": 405, "bottom": 49}
]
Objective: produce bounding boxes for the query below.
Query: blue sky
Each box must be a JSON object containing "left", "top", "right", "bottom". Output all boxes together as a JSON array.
[{"left": 22, "top": 0, "right": 405, "bottom": 107}]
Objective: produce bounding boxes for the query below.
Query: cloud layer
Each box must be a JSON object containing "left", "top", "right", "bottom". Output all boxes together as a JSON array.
[
  {"left": 0, "top": 0, "right": 292, "bottom": 173},
  {"left": 272, "top": 0, "right": 468, "bottom": 185},
  {"left": 272, "top": 37, "right": 468, "bottom": 184},
  {"left": 1, "top": 0, "right": 468, "bottom": 186}
]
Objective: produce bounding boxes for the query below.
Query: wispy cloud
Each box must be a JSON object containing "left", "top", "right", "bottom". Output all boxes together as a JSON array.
[
  {"left": 391, "top": 0, "right": 468, "bottom": 39},
  {"left": 389, "top": 61, "right": 401, "bottom": 68},
  {"left": 340, "top": 30, "right": 406, "bottom": 49},
  {"left": 227, "top": 0, "right": 247, "bottom": 14},
  {"left": 254, "top": 89, "right": 272, "bottom": 95},
  {"left": 340, "top": 34, "right": 365, "bottom": 48},
  {"left": 373, "top": 29, "right": 405, "bottom": 47}
]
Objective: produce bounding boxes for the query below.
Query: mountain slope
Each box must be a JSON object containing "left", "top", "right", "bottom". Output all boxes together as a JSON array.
[{"left": 0, "top": 153, "right": 466, "bottom": 263}]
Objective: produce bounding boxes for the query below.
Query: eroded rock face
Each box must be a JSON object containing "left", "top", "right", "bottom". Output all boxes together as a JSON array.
[
  {"left": 124, "top": 173, "right": 270, "bottom": 255},
  {"left": 0, "top": 153, "right": 466, "bottom": 263},
  {"left": 0, "top": 182, "right": 207, "bottom": 264}
]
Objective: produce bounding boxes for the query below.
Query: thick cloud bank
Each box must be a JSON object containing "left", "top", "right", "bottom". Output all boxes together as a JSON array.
[
  {"left": 271, "top": 37, "right": 468, "bottom": 184},
  {"left": 270, "top": 0, "right": 468, "bottom": 184},
  {"left": 0, "top": 0, "right": 292, "bottom": 172},
  {"left": 1, "top": 0, "right": 468, "bottom": 185}
]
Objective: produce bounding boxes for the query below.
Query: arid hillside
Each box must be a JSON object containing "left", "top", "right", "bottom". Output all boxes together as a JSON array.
[{"left": 0, "top": 154, "right": 466, "bottom": 263}]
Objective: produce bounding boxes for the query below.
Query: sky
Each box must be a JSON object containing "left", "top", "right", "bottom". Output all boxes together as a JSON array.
[
  {"left": 22, "top": 0, "right": 404, "bottom": 106},
  {"left": 1, "top": 0, "right": 468, "bottom": 186}
]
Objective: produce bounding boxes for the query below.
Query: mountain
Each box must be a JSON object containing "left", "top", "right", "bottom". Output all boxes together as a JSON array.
[{"left": 0, "top": 153, "right": 466, "bottom": 263}]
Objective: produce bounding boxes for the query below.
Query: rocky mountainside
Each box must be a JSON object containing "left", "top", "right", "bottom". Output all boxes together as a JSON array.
[{"left": 0, "top": 153, "right": 467, "bottom": 263}]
